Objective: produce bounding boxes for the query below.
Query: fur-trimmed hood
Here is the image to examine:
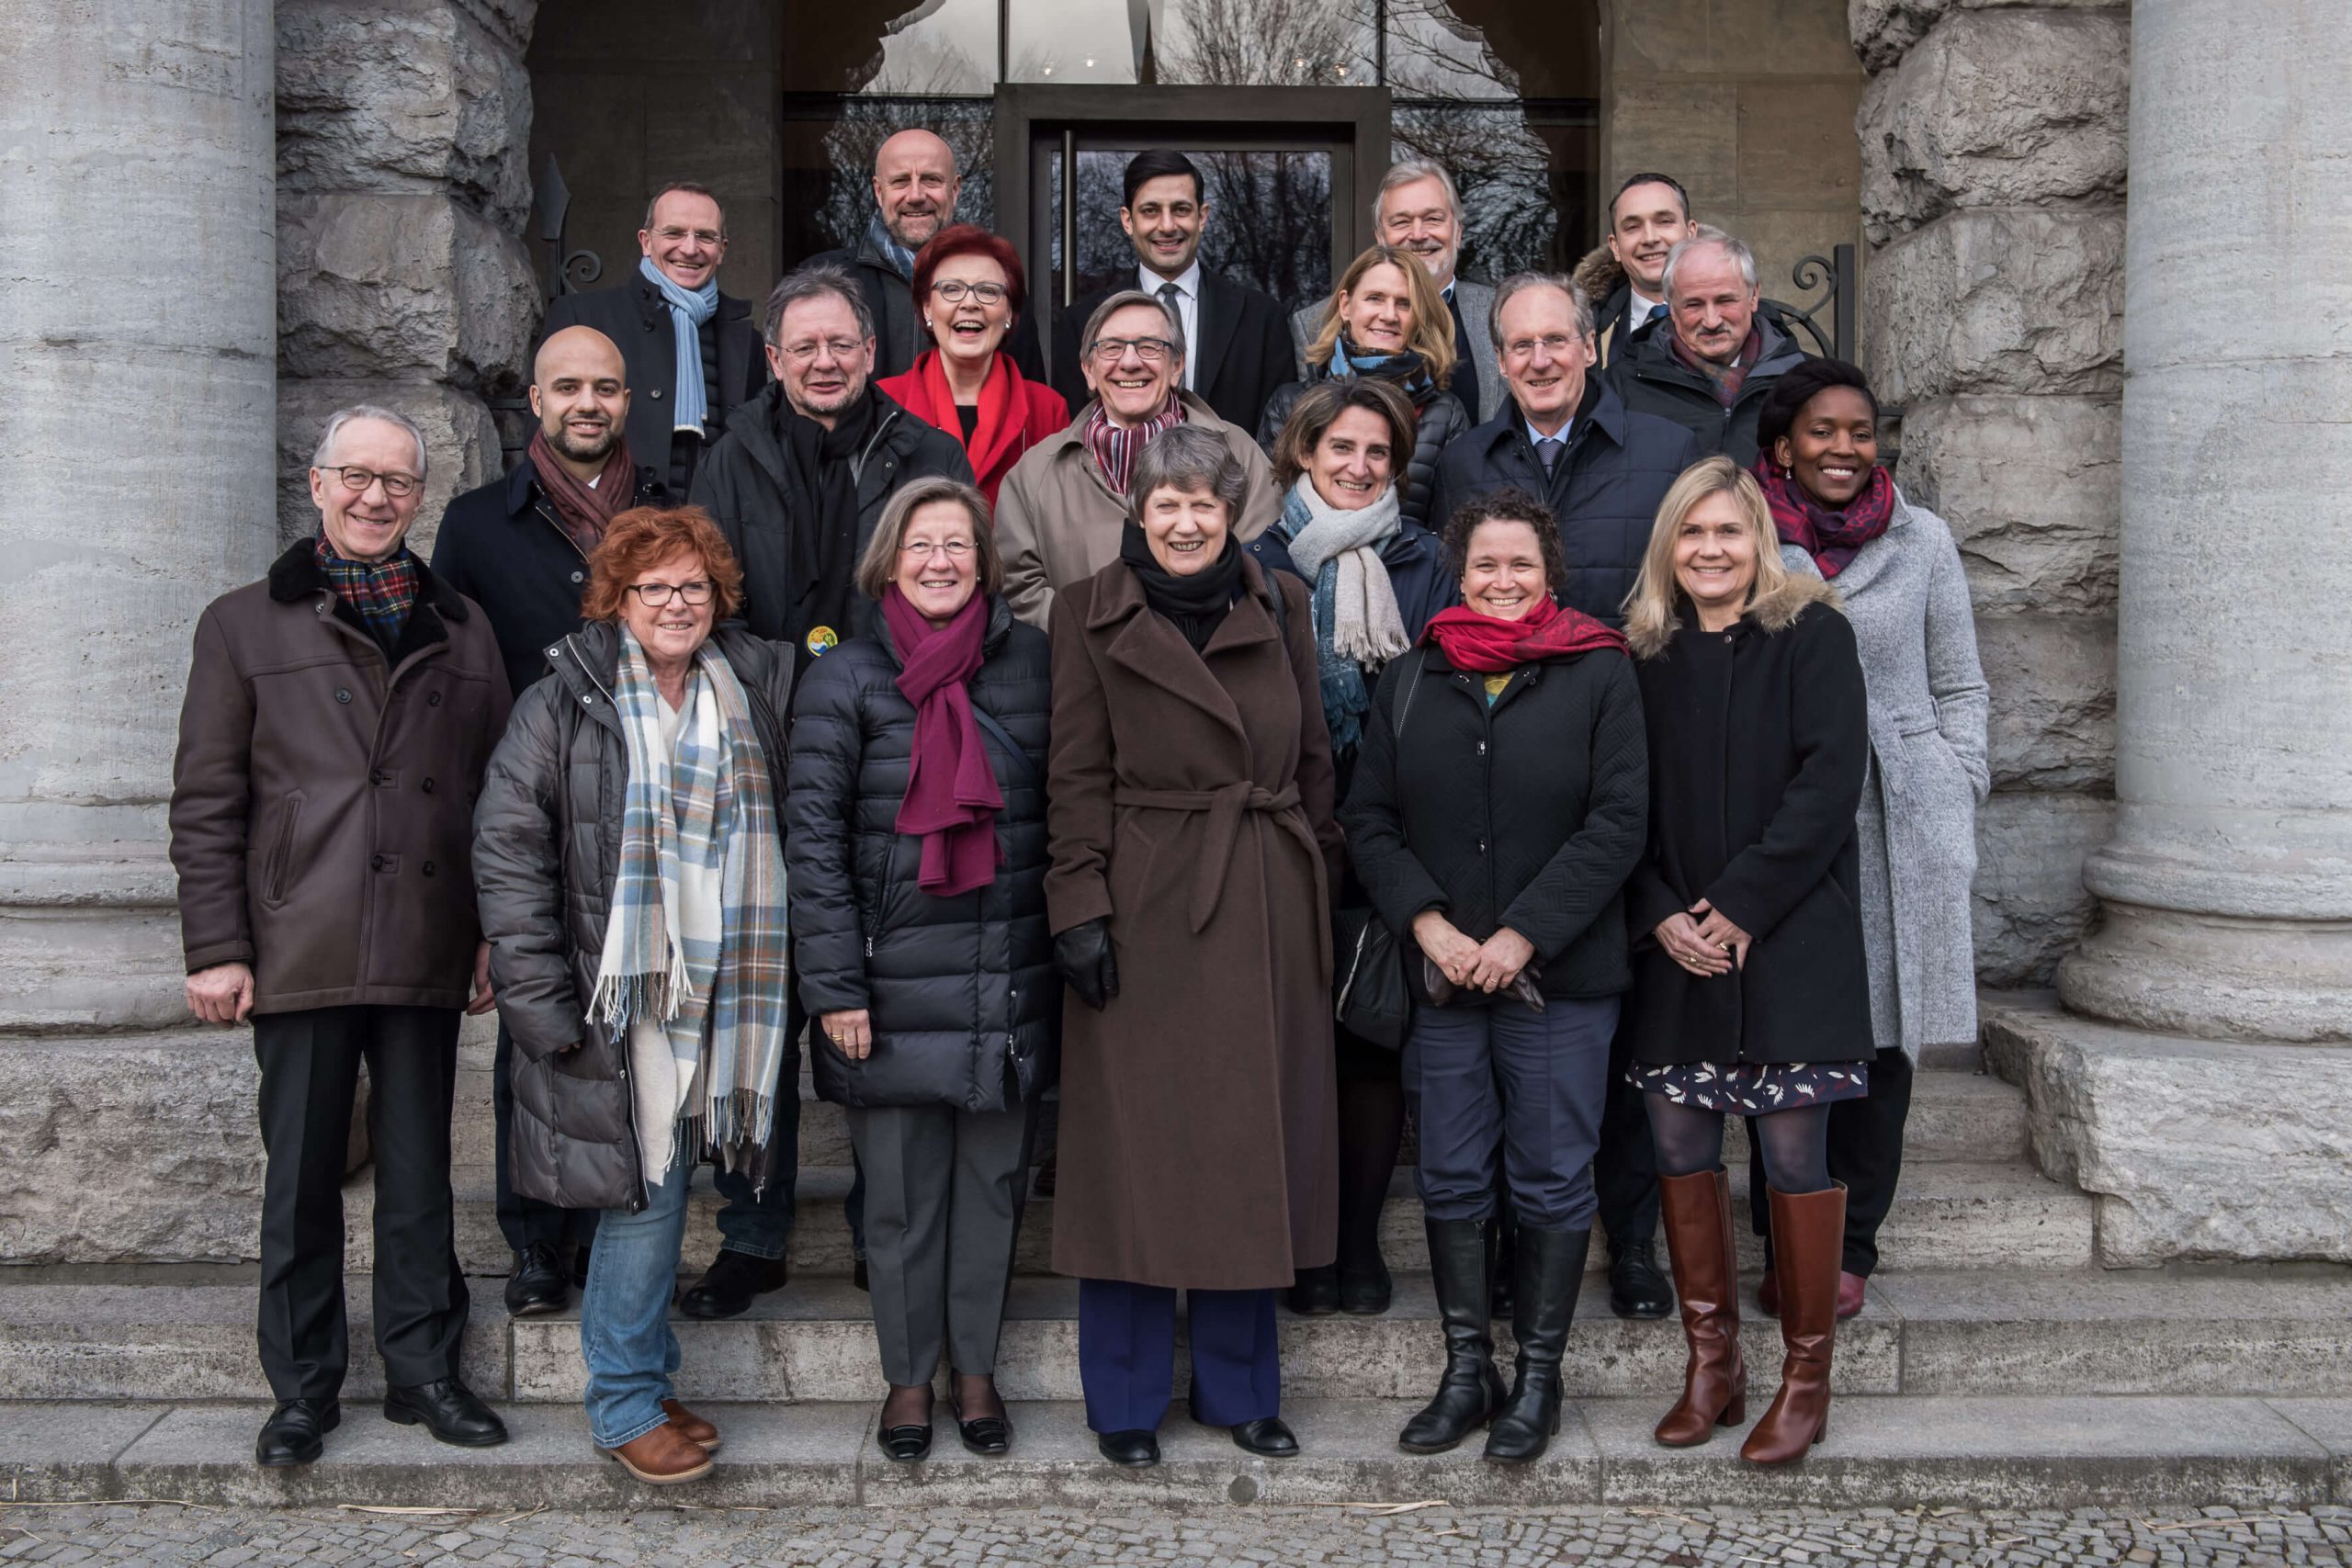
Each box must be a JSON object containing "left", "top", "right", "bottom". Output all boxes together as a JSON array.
[
  {"left": 1626, "top": 573, "right": 1841, "bottom": 660},
  {"left": 1573, "top": 244, "right": 1626, "bottom": 310}
]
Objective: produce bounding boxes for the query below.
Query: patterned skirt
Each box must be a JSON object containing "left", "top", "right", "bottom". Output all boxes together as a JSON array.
[{"left": 1628, "top": 1059, "right": 1870, "bottom": 1115}]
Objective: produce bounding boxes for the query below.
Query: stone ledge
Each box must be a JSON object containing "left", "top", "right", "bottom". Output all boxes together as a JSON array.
[
  {"left": 0, "top": 1395, "right": 2337, "bottom": 1510},
  {"left": 1982, "top": 992, "right": 2352, "bottom": 1267}
]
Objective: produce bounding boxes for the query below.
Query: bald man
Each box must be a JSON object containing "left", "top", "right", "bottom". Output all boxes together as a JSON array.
[
  {"left": 431, "top": 325, "right": 672, "bottom": 1316},
  {"left": 540, "top": 180, "right": 770, "bottom": 495},
  {"left": 803, "top": 128, "right": 1047, "bottom": 383}
]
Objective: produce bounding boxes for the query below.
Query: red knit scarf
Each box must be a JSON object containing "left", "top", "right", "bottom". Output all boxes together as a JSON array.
[
  {"left": 1421, "top": 593, "right": 1627, "bottom": 671},
  {"left": 882, "top": 584, "right": 1005, "bottom": 898},
  {"left": 1082, "top": 394, "right": 1184, "bottom": 495},
  {"left": 1755, "top": 457, "right": 1894, "bottom": 580}
]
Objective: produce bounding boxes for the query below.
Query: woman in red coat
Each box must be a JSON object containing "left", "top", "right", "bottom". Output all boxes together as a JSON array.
[{"left": 877, "top": 225, "right": 1069, "bottom": 509}]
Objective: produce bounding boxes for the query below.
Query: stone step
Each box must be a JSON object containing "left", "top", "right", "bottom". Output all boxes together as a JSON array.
[
  {"left": 344, "top": 1152, "right": 2092, "bottom": 1280},
  {"left": 5, "top": 1393, "right": 2344, "bottom": 1510},
  {"left": 12, "top": 1264, "right": 2341, "bottom": 1406}
]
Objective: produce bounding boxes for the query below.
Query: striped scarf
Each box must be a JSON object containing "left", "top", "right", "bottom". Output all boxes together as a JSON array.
[
  {"left": 592, "top": 627, "right": 791, "bottom": 1182},
  {"left": 1083, "top": 394, "right": 1185, "bottom": 495},
  {"left": 314, "top": 533, "right": 419, "bottom": 651}
]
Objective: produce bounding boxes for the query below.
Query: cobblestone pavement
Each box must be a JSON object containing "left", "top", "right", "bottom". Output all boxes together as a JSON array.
[{"left": 1, "top": 1503, "right": 2346, "bottom": 1566}]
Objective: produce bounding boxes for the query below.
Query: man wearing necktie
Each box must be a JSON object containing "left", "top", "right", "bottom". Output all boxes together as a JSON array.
[
  {"left": 1051, "top": 151, "right": 1294, "bottom": 436},
  {"left": 1571, "top": 172, "right": 1695, "bottom": 372},
  {"left": 540, "top": 182, "right": 770, "bottom": 498}
]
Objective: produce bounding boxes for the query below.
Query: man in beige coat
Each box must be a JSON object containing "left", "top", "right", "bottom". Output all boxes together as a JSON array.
[{"left": 996, "top": 290, "right": 1278, "bottom": 628}]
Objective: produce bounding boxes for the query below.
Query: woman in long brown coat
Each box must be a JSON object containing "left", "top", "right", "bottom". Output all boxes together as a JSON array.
[{"left": 1045, "top": 423, "right": 1343, "bottom": 1471}]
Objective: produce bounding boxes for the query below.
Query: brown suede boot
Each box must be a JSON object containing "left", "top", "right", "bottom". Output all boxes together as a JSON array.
[
  {"left": 604, "top": 1420, "right": 715, "bottom": 1483},
  {"left": 1653, "top": 1168, "right": 1746, "bottom": 1447},
  {"left": 1741, "top": 1181, "right": 1847, "bottom": 1464}
]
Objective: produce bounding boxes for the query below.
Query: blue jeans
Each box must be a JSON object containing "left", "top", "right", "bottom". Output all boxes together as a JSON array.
[
  {"left": 1404, "top": 994, "right": 1619, "bottom": 1231},
  {"left": 580, "top": 1126, "right": 693, "bottom": 1450}
]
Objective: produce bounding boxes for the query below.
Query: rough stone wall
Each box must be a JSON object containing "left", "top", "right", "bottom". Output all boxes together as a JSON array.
[
  {"left": 1849, "top": 0, "right": 2130, "bottom": 986},
  {"left": 275, "top": 0, "right": 543, "bottom": 554}
]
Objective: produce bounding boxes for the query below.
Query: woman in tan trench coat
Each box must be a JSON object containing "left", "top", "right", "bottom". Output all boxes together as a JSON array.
[{"left": 1045, "top": 423, "right": 1343, "bottom": 1470}]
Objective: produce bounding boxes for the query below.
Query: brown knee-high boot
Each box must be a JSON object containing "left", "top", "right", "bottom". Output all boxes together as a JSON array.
[
  {"left": 1741, "top": 1181, "right": 1846, "bottom": 1464},
  {"left": 1653, "top": 1168, "right": 1745, "bottom": 1446}
]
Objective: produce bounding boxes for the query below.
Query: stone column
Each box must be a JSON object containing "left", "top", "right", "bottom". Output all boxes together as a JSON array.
[
  {"left": 2055, "top": 0, "right": 2352, "bottom": 1043},
  {"left": 0, "top": 2, "right": 280, "bottom": 1257}
]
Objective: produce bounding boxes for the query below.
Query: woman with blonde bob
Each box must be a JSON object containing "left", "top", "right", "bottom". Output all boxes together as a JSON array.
[
  {"left": 1259, "top": 245, "right": 1469, "bottom": 527},
  {"left": 1621, "top": 457, "right": 1872, "bottom": 1466}
]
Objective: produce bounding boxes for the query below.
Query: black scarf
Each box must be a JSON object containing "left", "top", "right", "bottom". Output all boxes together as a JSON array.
[
  {"left": 1121, "top": 520, "right": 1244, "bottom": 653},
  {"left": 778, "top": 386, "right": 878, "bottom": 650}
]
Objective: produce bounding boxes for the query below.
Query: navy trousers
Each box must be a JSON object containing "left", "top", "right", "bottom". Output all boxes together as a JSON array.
[
  {"left": 1077, "top": 1279, "right": 1280, "bottom": 1434},
  {"left": 1404, "top": 994, "right": 1619, "bottom": 1231}
]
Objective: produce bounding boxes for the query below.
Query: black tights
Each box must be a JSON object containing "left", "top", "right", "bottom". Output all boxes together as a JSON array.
[
  {"left": 1335, "top": 1075, "right": 1406, "bottom": 1272},
  {"left": 1645, "top": 1096, "right": 1833, "bottom": 1196}
]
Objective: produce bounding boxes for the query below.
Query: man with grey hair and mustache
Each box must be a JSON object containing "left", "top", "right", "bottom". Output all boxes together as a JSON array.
[
  {"left": 1605, "top": 224, "right": 1811, "bottom": 468},
  {"left": 171, "top": 406, "right": 513, "bottom": 1469}
]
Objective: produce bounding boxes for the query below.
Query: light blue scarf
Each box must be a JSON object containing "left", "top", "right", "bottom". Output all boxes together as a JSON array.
[
  {"left": 865, "top": 212, "right": 916, "bottom": 280},
  {"left": 639, "top": 255, "right": 718, "bottom": 436}
]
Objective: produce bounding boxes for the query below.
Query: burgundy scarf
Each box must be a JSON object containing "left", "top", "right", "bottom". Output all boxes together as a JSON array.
[
  {"left": 883, "top": 584, "right": 1005, "bottom": 897},
  {"left": 1669, "top": 321, "right": 1764, "bottom": 407},
  {"left": 1082, "top": 394, "right": 1185, "bottom": 495},
  {"left": 1755, "top": 457, "right": 1895, "bottom": 580},
  {"left": 527, "top": 427, "right": 635, "bottom": 556},
  {"left": 1422, "top": 593, "right": 1627, "bottom": 671}
]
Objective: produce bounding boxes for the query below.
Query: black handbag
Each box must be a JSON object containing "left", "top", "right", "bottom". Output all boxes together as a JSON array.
[{"left": 1334, "top": 905, "right": 1410, "bottom": 1050}]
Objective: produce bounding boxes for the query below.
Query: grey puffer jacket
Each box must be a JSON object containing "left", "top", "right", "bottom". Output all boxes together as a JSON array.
[{"left": 472, "top": 619, "right": 795, "bottom": 1213}]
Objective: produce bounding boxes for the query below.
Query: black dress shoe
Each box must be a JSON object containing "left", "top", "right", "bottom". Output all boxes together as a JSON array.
[
  {"left": 1338, "top": 1256, "right": 1393, "bottom": 1315},
  {"left": 503, "top": 1242, "right": 569, "bottom": 1317},
  {"left": 1096, "top": 1428, "right": 1159, "bottom": 1467},
  {"left": 383, "top": 1379, "right": 508, "bottom": 1448},
  {"left": 1608, "top": 1239, "right": 1674, "bottom": 1320},
  {"left": 1286, "top": 1264, "right": 1340, "bottom": 1316},
  {"left": 255, "top": 1398, "right": 339, "bottom": 1467},
  {"left": 1190, "top": 1393, "right": 1300, "bottom": 1459},
  {"left": 950, "top": 1395, "right": 1012, "bottom": 1456},
  {"left": 678, "top": 1249, "right": 789, "bottom": 1320},
  {"left": 876, "top": 1422, "right": 933, "bottom": 1462}
]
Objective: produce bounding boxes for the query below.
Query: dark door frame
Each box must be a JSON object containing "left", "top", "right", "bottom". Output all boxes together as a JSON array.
[{"left": 992, "top": 84, "right": 1392, "bottom": 348}]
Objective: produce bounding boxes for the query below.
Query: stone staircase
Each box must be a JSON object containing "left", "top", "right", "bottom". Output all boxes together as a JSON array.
[{"left": 3, "top": 1011, "right": 2348, "bottom": 1509}]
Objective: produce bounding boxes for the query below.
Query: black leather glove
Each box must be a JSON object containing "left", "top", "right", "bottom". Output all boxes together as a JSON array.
[{"left": 1053, "top": 917, "right": 1119, "bottom": 1011}]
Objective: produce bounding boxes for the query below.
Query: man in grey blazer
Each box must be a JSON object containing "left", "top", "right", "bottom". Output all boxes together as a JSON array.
[{"left": 1290, "top": 158, "right": 1505, "bottom": 423}]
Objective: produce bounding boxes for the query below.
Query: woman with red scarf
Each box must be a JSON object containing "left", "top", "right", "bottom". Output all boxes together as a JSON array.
[
  {"left": 1746, "top": 359, "right": 1988, "bottom": 1321},
  {"left": 1341, "top": 489, "right": 1648, "bottom": 1464},
  {"left": 876, "top": 226, "right": 1068, "bottom": 508},
  {"left": 784, "top": 477, "right": 1056, "bottom": 1464}
]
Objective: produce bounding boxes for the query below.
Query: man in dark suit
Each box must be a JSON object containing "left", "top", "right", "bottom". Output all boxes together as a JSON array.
[
  {"left": 803, "top": 129, "right": 1046, "bottom": 385},
  {"left": 539, "top": 181, "right": 767, "bottom": 497},
  {"left": 1052, "top": 150, "right": 1293, "bottom": 435}
]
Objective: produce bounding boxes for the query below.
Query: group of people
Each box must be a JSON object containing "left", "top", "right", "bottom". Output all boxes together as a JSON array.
[{"left": 168, "top": 132, "right": 1989, "bottom": 1484}]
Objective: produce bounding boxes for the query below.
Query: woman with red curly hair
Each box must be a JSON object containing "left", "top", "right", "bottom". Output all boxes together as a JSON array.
[
  {"left": 473, "top": 505, "right": 797, "bottom": 1486},
  {"left": 877, "top": 224, "right": 1068, "bottom": 507}
]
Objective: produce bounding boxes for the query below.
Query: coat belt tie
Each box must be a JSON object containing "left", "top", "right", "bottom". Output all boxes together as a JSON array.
[{"left": 1114, "top": 781, "right": 1318, "bottom": 941}]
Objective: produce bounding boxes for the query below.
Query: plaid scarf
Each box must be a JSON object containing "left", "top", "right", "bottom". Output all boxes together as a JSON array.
[
  {"left": 592, "top": 628, "right": 791, "bottom": 1184},
  {"left": 314, "top": 533, "right": 420, "bottom": 651},
  {"left": 1669, "top": 321, "right": 1765, "bottom": 408},
  {"left": 1755, "top": 456, "right": 1895, "bottom": 580},
  {"left": 1083, "top": 394, "right": 1185, "bottom": 496}
]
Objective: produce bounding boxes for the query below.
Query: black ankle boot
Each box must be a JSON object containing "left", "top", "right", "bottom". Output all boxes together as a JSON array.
[
  {"left": 1399, "top": 1218, "right": 1506, "bottom": 1453},
  {"left": 1484, "top": 1225, "right": 1589, "bottom": 1464}
]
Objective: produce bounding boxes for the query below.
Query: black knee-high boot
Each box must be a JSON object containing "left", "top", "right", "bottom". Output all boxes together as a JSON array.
[
  {"left": 1483, "top": 1224, "right": 1589, "bottom": 1463},
  {"left": 1397, "top": 1218, "right": 1506, "bottom": 1452}
]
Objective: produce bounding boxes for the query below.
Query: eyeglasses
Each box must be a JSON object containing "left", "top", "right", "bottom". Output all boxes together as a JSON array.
[
  {"left": 1088, "top": 335, "right": 1175, "bottom": 364},
  {"left": 899, "top": 537, "right": 974, "bottom": 559},
  {"left": 320, "top": 465, "right": 421, "bottom": 500},
  {"left": 627, "top": 581, "right": 715, "bottom": 607},
  {"left": 777, "top": 337, "right": 865, "bottom": 363},
  {"left": 651, "top": 226, "right": 724, "bottom": 247},
  {"left": 931, "top": 279, "right": 1008, "bottom": 306},
  {"left": 1503, "top": 333, "right": 1580, "bottom": 361}
]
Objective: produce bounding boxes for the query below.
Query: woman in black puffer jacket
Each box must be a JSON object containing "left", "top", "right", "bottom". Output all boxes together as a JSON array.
[
  {"left": 785, "top": 476, "right": 1054, "bottom": 1464},
  {"left": 1259, "top": 243, "right": 1471, "bottom": 529}
]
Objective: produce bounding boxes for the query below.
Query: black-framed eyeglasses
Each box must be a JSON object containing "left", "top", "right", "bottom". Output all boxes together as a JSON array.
[
  {"left": 931, "top": 279, "right": 1008, "bottom": 306},
  {"left": 627, "top": 581, "right": 715, "bottom": 607},
  {"left": 319, "top": 465, "right": 421, "bottom": 500},
  {"left": 1088, "top": 335, "right": 1175, "bottom": 364}
]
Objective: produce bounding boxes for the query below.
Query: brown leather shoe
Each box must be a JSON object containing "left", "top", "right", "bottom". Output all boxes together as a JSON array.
[
  {"left": 1741, "top": 1182, "right": 1847, "bottom": 1465},
  {"left": 1653, "top": 1168, "right": 1746, "bottom": 1447},
  {"left": 662, "top": 1399, "right": 720, "bottom": 1453},
  {"left": 604, "top": 1420, "right": 714, "bottom": 1484}
]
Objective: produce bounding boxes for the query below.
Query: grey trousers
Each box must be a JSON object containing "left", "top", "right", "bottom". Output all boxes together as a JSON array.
[{"left": 847, "top": 1099, "right": 1038, "bottom": 1387}]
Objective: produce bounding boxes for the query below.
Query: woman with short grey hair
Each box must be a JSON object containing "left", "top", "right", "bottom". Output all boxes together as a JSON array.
[{"left": 1044, "top": 422, "right": 1344, "bottom": 1469}]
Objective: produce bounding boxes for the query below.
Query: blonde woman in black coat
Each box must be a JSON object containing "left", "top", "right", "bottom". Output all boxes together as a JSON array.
[{"left": 1622, "top": 456, "right": 1871, "bottom": 1466}]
